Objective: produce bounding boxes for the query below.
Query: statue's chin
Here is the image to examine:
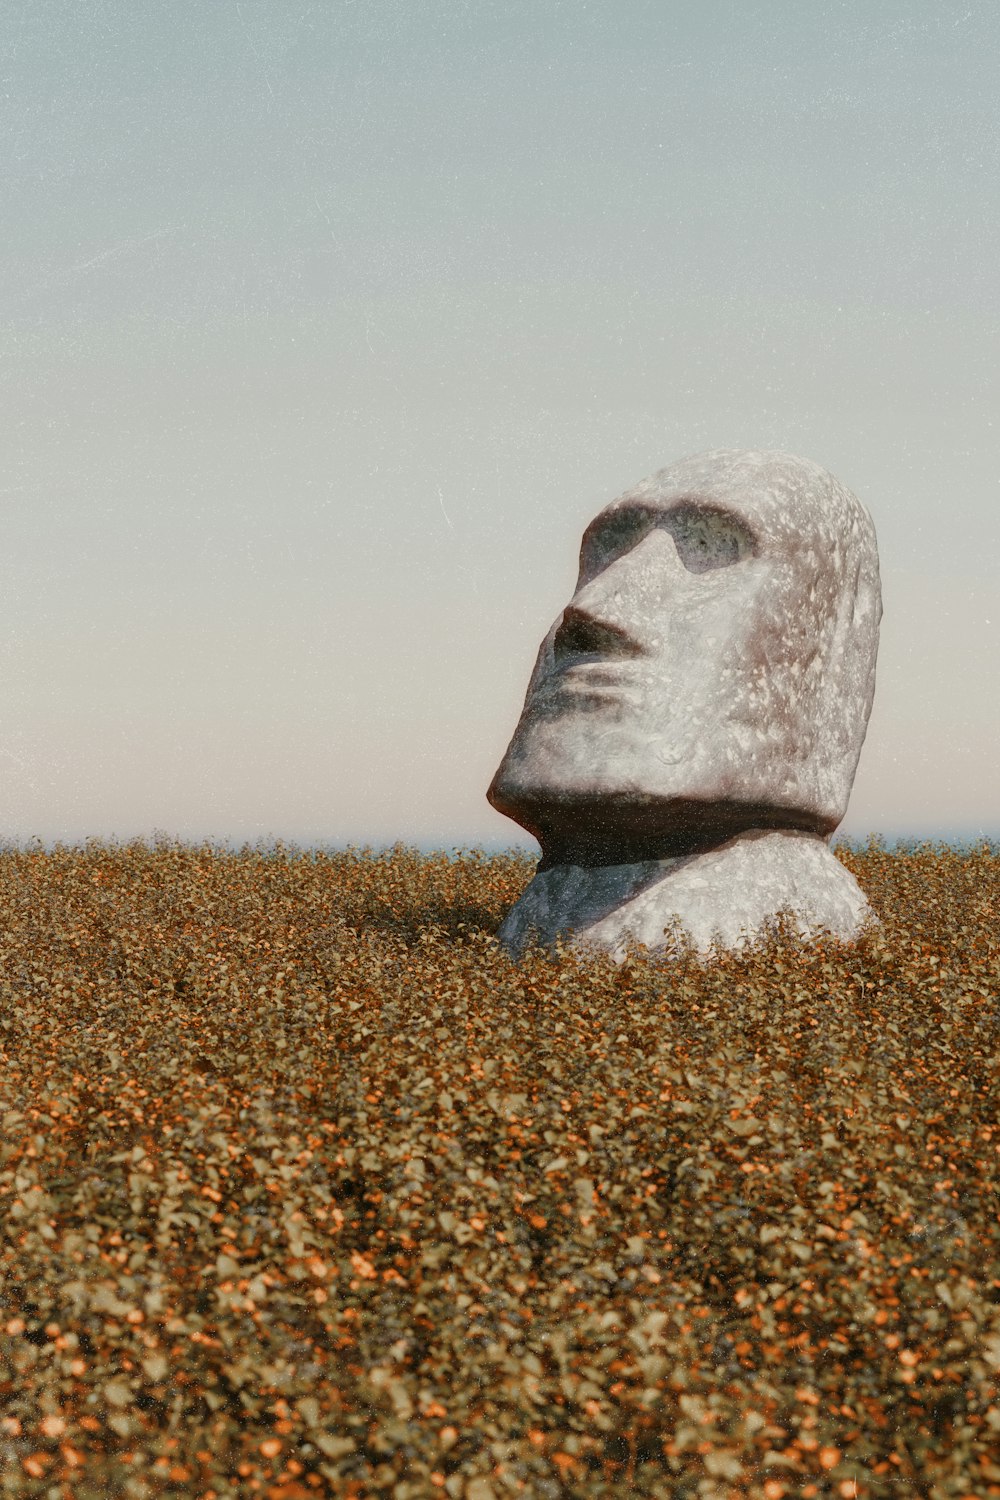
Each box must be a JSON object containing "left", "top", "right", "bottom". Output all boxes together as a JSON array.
[
  {"left": 487, "top": 776, "right": 831, "bottom": 869},
  {"left": 488, "top": 728, "right": 694, "bottom": 814}
]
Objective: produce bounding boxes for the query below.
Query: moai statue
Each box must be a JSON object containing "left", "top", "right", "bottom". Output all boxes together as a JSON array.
[{"left": 487, "top": 449, "right": 882, "bottom": 958}]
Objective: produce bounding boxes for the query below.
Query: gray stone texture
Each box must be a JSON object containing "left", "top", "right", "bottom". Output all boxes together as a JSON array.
[
  {"left": 488, "top": 448, "right": 882, "bottom": 957},
  {"left": 496, "top": 829, "right": 874, "bottom": 960}
]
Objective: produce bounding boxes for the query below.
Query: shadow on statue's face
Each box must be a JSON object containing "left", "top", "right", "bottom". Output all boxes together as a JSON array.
[{"left": 487, "top": 450, "right": 882, "bottom": 867}]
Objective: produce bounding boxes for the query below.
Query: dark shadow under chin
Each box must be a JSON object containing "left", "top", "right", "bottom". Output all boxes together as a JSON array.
[{"left": 488, "top": 792, "right": 832, "bottom": 869}]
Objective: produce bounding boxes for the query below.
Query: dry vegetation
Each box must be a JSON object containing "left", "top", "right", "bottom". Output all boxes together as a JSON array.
[{"left": 0, "top": 837, "right": 998, "bottom": 1499}]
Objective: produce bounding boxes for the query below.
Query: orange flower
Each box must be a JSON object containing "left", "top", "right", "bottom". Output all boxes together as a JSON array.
[
  {"left": 349, "top": 1250, "right": 377, "bottom": 1279},
  {"left": 259, "top": 1438, "right": 282, "bottom": 1459}
]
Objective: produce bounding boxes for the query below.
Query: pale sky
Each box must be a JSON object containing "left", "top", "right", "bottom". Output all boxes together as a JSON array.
[{"left": 3, "top": 1, "right": 999, "bottom": 850}]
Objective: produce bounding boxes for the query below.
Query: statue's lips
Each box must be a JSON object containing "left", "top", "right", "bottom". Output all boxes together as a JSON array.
[{"left": 535, "top": 658, "right": 646, "bottom": 709}]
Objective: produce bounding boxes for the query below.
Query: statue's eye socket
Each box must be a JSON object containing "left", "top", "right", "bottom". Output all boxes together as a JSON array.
[
  {"left": 665, "top": 505, "right": 756, "bottom": 573},
  {"left": 579, "top": 512, "right": 652, "bottom": 579},
  {"left": 579, "top": 504, "right": 755, "bottom": 581}
]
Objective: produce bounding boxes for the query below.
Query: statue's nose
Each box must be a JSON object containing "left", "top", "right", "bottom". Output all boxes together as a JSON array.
[
  {"left": 552, "top": 606, "right": 644, "bottom": 664},
  {"left": 564, "top": 526, "right": 682, "bottom": 645}
]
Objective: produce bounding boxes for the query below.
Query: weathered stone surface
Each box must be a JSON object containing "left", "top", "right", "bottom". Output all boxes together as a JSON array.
[
  {"left": 497, "top": 829, "right": 875, "bottom": 959},
  {"left": 488, "top": 448, "right": 882, "bottom": 957}
]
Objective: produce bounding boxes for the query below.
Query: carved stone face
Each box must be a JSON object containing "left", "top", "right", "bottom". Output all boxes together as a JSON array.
[{"left": 488, "top": 449, "right": 881, "bottom": 866}]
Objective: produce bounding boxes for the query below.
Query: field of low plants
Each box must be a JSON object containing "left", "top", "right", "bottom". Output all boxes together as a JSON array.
[{"left": 0, "top": 836, "right": 997, "bottom": 1499}]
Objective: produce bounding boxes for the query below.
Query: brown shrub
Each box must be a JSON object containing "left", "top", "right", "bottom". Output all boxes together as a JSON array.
[{"left": 0, "top": 836, "right": 997, "bottom": 1498}]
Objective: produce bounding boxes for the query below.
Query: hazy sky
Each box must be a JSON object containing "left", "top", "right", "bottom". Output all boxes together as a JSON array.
[{"left": 3, "top": 1, "right": 999, "bottom": 850}]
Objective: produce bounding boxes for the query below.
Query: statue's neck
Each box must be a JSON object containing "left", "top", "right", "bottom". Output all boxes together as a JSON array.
[
  {"left": 499, "top": 829, "right": 869, "bottom": 959},
  {"left": 536, "top": 811, "right": 829, "bottom": 871}
]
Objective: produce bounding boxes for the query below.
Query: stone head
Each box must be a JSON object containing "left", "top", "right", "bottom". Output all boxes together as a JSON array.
[{"left": 488, "top": 449, "right": 881, "bottom": 866}]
